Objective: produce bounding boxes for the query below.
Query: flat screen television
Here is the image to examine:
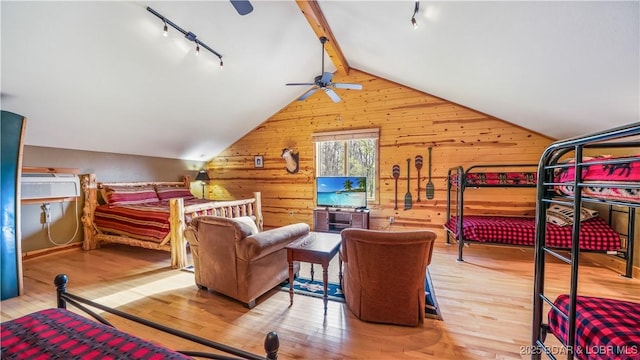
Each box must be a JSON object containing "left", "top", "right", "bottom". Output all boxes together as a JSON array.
[{"left": 316, "top": 176, "right": 367, "bottom": 209}]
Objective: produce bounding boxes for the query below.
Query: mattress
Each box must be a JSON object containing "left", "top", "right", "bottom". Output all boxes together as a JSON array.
[
  {"left": 554, "top": 155, "right": 640, "bottom": 203},
  {"left": 548, "top": 294, "right": 640, "bottom": 360},
  {"left": 444, "top": 215, "right": 621, "bottom": 251},
  {"left": 1, "top": 308, "right": 191, "bottom": 359}
]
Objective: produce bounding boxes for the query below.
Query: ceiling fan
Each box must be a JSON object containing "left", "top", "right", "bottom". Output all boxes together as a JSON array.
[
  {"left": 230, "top": 0, "right": 253, "bottom": 15},
  {"left": 286, "top": 36, "right": 363, "bottom": 103}
]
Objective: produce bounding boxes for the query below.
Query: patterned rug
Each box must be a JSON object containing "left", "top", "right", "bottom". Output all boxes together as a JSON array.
[
  {"left": 279, "top": 270, "right": 443, "bottom": 321},
  {"left": 279, "top": 277, "right": 345, "bottom": 303},
  {"left": 424, "top": 269, "right": 443, "bottom": 320},
  {"left": 184, "top": 264, "right": 442, "bottom": 320}
]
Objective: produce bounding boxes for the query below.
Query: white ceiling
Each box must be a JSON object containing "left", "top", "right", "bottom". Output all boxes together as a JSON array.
[{"left": 2, "top": 1, "right": 638, "bottom": 161}]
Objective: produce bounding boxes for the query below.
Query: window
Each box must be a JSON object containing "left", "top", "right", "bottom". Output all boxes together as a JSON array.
[{"left": 313, "top": 128, "right": 379, "bottom": 203}]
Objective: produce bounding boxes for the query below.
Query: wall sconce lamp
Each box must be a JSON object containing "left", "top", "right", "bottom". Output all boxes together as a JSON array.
[
  {"left": 147, "top": 7, "right": 224, "bottom": 69},
  {"left": 195, "top": 170, "right": 211, "bottom": 199},
  {"left": 411, "top": 1, "right": 420, "bottom": 29}
]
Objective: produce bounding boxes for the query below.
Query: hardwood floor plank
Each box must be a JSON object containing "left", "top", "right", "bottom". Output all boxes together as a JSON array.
[{"left": 2, "top": 243, "right": 638, "bottom": 359}]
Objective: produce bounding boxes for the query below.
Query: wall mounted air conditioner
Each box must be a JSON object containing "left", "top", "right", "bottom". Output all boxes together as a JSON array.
[{"left": 21, "top": 172, "right": 81, "bottom": 200}]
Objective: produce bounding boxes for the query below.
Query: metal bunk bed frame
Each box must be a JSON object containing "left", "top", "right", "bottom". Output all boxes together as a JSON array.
[
  {"left": 531, "top": 122, "right": 639, "bottom": 360},
  {"left": 446, "top": 163, "right": 538, "bottom": 261}
]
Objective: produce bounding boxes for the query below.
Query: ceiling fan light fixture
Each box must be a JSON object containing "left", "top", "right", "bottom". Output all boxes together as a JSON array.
[
  {"left": 285, "top": 36, "right": 363, "bottom": 103},
  {"left": 195, "top": 43, "right": 200, "bottom": 55},
  {"left": 163, "top": 21, "right": 168, "bottom": 37}
]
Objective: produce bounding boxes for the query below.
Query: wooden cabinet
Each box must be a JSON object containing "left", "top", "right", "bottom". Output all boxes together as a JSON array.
[{"left": 313, "top": 209, "right": 369, "bottom": 233}]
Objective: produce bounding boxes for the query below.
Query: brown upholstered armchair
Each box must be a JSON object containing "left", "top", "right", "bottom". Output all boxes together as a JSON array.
[
  {"left": 340, "top": 228, "right": 437, "bottom": 326},
  {"left": 184, "top": 216, "right": 308, "bottom": 308}
]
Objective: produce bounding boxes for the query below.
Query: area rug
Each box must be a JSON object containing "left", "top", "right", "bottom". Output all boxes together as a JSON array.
[
  {"left": 280, "top": 277, "right": 345, "bottom": 303},
  {"left": 184, "top": 264, "right": 441, "bottom": 320},
  {"left": 424, "top": 269, "right": 443, "bottom": 320},
  {"left": 279, "top": 270, "right": 443, "bottom": 321}
]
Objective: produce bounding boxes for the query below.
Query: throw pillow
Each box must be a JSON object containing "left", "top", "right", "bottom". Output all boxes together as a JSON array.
[
  {"left": 155, "top": 185, "right": 196, "bottom": 200},
  {"left": 102, "top": 185, "right": 160, "bottom": 205},
  {"left": 546, "top": 204, "right": 599, "bottom": 226},
  {"left": 233, "top": 216, "right": 260, "bottom": 235}
]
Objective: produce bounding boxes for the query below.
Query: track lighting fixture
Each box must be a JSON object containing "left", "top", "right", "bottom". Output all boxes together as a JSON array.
[
  {"left": 411, "top": 1, "right": 419, "bottom": 29},
  {"left": 147, "top": 7, "right": 223, "bottom": 67},
  {"left": 163, "top": 21, "right": 168, "bottom": 37}
]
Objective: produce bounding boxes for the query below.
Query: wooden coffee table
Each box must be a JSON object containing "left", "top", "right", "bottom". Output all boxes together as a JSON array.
[{"left": 286, "top": 232, "right": 342, "bottom": 315}]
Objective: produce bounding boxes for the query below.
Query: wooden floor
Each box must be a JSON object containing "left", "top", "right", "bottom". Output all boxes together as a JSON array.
[{"left": 2, "top": 242, "right": 638, "bottom": 360}]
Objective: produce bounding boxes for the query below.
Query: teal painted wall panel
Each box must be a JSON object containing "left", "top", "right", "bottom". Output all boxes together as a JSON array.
[{"left": 1, "top": 110, "right": 25, "bottom": 300}]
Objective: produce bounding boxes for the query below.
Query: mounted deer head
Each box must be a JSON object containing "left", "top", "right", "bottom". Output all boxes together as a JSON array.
[{"left": 281, "top": 148, "right": 299, "bottom": 174}]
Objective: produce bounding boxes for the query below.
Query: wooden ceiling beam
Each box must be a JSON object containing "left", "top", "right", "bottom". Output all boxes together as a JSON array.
[{"left": 295, "top": 0, "right": 351, "bottom": 75}]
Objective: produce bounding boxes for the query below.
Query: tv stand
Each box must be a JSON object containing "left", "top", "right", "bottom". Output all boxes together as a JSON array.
[{"left": 313, "top": 208, "right": 369, "bottom": 233}]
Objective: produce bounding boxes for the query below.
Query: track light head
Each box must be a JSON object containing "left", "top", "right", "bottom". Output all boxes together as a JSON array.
[
  {"left": 411, "top": 1, "right": 419, "bottom": 29},
  {"left": 147, "top": 7, "right": 223, "bottom": 63}
]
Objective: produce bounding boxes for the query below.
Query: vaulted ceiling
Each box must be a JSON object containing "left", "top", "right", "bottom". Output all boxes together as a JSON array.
[{"left": 2, "top": 1, "right": 638, "bottom": 161}]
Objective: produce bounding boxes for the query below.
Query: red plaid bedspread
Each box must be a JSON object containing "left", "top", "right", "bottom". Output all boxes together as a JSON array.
[
  {"left": 554, "top": 155, "right": 640, "bottom": 203},
  {"left": 94, "top": 199, "right": 217, "bottom": 242},
  {"left": 548, "top": 295, "right": 640, "bottom": 360},
  {"left": 1, "top": 308, "right": 191, "bottom": 359},
  {"left": 444, "top": 215, "right": 621, "bottom": 251}
]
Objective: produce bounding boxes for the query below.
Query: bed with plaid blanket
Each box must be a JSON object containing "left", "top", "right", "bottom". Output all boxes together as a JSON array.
[
  {"left": 448, "top": 164, "right": 538, "bottom": 187},
  {"left": 1, "top": 274, "right": 280, "bottom": 360},
  {"left": 1, "top": 308, "right": 192, "bottom": 359},
  {"left": 554, "top": 154, "right": 640, "bottom": 204},
  {"left": 547, "top": 295, "right": 640, "bottom": 360},
  {"left": 94, "top": 199, "right": 219, "bottom": 243},
  {"left": 444, "top": 215, "right": 621, "bottom": 251}
]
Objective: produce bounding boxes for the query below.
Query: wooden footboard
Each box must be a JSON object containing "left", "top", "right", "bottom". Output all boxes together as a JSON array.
[{"left": 81, "top": 174, "right": 263, "bottom": 269}]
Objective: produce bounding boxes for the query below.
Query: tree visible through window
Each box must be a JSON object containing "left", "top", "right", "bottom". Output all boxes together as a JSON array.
[{"left": 314, "top": 129, "right": 379, "bottom": 202}]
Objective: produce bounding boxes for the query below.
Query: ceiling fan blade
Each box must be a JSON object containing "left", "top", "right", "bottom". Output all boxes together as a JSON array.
[
  {"left": 324, "top": 88, "right": 342, "bottom": 103},
  {"left": 332, "top": 83, "right": 363, "bottom": 90},
  {"left": 320, "top": 72, "right": 333, "bottom": 84},
  {"left": 286, "top": 82, "right": 315, "bottom": 86},
  {"left": 230, "top": 0, "right": 253, "bottom": 15},
  {"left": 298, "top": 87, "right": 319, "bottom": 101}
]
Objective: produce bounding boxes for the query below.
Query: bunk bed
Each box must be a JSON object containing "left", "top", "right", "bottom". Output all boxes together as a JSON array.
[
  {"left": 444, "top": 164, "right": 629, "bottom": 274},
  {"left": 0, "top": 274, "right": 279, "bottom": 359},
  {"left": 81, "top": 174, "right": 263, "bottom": 269},
  {"left": 532, "top": 122, "right": 640, "bottom": 360}
]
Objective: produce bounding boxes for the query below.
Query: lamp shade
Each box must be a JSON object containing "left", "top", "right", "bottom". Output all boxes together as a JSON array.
[{"left": 195, "top": 170, "right": 210, "bottom": 181}]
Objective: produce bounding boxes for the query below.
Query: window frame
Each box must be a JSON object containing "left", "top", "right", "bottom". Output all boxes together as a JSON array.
[{"left": 312, "top": 128, "right": 380, "bottom": 206}]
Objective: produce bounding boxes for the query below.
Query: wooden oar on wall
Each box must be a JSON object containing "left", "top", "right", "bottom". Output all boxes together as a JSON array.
[
  {"left": 392, "top": 164, "right": 400, "bottom": 210},
  {"left": 426, "top": 147, "right": 435, "bottom": 200},
  {"left": 404, "top": 158, "right": 412, "bottom": 210},
  {"left": 415, "top": 155, "right": 423, "bottom": 202}
]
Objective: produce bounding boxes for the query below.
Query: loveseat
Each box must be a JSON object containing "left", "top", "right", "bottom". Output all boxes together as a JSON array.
[{"left": 184, "top": 216, "right": 308, "bottom": 308}]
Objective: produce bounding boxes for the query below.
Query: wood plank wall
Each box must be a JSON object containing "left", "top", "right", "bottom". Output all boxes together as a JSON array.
[{"left": 206, "top": 69, "right": 554, "bottom": 239}]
